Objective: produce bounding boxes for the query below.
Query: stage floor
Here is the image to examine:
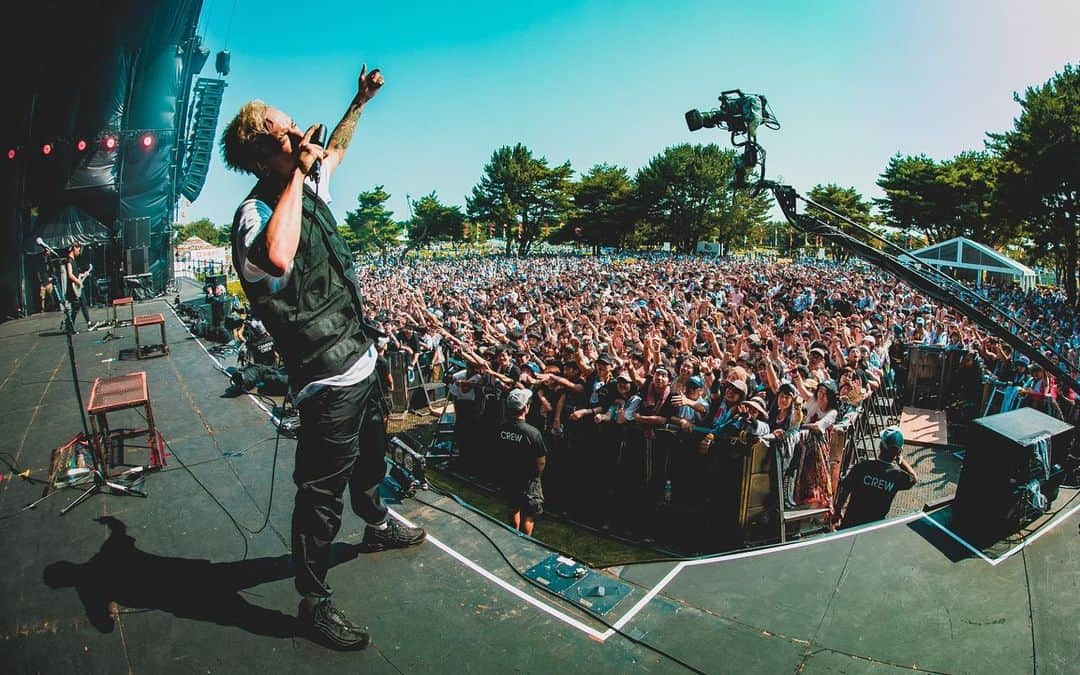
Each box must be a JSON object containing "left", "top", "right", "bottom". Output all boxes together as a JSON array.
[{"left": 0, "top": 304, "right": 1077, "bottom": 674}]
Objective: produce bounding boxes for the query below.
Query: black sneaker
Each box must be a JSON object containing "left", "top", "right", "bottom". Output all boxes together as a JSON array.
[
  {"left": 225, "top": 367, "right": 245, "bottom": 390},
  {"left": 362, "top": 518, "right": 426, "bottom": 552},
  {"left": 298, "top": 597, "right": 371, "bottom": 651}
]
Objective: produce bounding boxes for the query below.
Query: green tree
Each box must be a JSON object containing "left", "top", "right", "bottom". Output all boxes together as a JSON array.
[
  {"left": 805, "top": 183, "right": 874, "bottom": 261},
  {"left": 560, "top": 163, "right": 635, "bottom": 254},
  {"left": 406, "top": 192, "right": 466, "bottom": 251},
  {"left": 990, "top": 63, "right": 1080, "bottom": 302},
  {"left": 875, "top": 154, "right": 943, "bottom": 241},
  {"left": 634, "top": 144, "right": 770, "bottom": 253},
  {"left": 876, "top": 151, "right": 1019, "bottom": 247},
  {"left": 342, "top": 186, "right": 402, "bottom": 258},
  {"left": 337, "top": 225, "right": 361, "bottom": 252},
  {"left": 175, "top": 217, "right": 227, "bottom": 246},
  {"left": 937, "top": 151, "right": 1018, "bottom": 246},
  {"left": 466, "top": 143, "right": 573, "bottom": 256},
  {"left": 762, "top": 219, "right": 796, "bottom": 254}
]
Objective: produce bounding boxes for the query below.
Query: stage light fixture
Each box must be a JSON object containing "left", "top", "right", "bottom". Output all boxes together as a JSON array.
[
  {"left": 104, "top": 135, "right": 118, "bottom": 151},
  {"left": 42, "top": 143, "right": 53, "bottom": 156},
  {"left": 76, "top": 139, "right": 88, "bottom": 152},
  {"left": 140, "top": 133, "right": 154, "bottom": 149},
  {"left": 6, "top": 149, "right": 14, "bottom": 160}
]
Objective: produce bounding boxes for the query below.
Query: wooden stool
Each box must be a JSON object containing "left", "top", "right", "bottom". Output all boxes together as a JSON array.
[
  {"left": 134, "top": 313, "right": 169, "bottom": 358},
  {"left": 111, "top": 296, "right": 135, "bottom": 326},
  {"left": 86, "top": 371, "right": 166, "bottom": 475}
]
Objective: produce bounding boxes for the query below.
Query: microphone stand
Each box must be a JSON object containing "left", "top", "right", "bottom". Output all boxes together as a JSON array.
[
  {"left": 46, "top": 252, "right": 90, "bottom": 439},
  {"left": 41, "top": 250, "right": 146, "bottom": 515}
]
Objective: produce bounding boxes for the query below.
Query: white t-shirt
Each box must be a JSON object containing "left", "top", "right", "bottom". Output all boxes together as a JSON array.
[{"left": 232, "top": 170, "right": 375, "bottom": 405}]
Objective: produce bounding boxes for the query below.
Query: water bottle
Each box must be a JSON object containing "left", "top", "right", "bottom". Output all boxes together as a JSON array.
[{"left": 664, "top": 479, "right": 673, "bottom": 504}]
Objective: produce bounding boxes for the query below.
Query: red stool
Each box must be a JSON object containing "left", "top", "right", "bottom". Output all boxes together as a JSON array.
[
  {"left": 111, "top": 297, "right": 135, "bottom": 327},
  {"left": 86, "top": 371, "right": 166, "bottom": 474},
  {"left": 134, "top": 313, "right": 169, "bottom": 358}
]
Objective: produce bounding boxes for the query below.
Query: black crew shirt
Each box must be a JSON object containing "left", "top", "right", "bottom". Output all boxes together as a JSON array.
[
  {"left": 495, "top": 417, "right": 547, "bottom": 486},
  {"left": 839, "top": 459, "right": 916, "bottom": 528}
]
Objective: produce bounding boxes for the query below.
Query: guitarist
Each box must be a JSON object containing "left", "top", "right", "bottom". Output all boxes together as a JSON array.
[{"left": 63, "top": 244, "right": 98, "bottom": 332}]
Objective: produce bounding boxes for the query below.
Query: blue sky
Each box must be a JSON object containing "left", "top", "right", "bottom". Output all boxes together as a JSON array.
[{"left": 185, "top": 0, "right": 1079, "bottom": 228}]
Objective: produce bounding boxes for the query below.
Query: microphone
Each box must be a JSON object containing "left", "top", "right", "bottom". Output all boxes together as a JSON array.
[
  {"left": 35, "top": 237, "right": 59, "bottom": 256},
  {"left": 309, "top": 124, "right": 326, "bottom": 183}
]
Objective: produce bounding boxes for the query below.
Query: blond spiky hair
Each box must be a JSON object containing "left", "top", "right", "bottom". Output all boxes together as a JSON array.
[{"left": 219, "top": 99, "right": 273, "bottom": 175}]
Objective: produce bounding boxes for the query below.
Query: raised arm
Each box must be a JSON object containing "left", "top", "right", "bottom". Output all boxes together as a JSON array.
[{"left": 323, "top": 65, "right": 384, "bottom": 176}]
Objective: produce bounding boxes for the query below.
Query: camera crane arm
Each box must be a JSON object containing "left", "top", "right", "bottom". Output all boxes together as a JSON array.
[{"left": 766, "top": 180, "right": 1080, "bottom": 394}]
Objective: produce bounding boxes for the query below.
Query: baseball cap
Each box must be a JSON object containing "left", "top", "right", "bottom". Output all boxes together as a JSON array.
[
  {"left": 596, "top": 354, "right": 614, "bottom": 366},
  {"left": 726, "top": 379, "right": 748, "bottom": 397},
  {"left": 687, "top": 375, "right": 705, "bottom": 389},
  {"left": 616, "top": 373, "right": 633, "bottom": 383},
  {"left": 505, "top": 388, "right": 533, "bottom": 413},
  {"left": 880, "top": 426, "right": 905, "bottom": 450}
]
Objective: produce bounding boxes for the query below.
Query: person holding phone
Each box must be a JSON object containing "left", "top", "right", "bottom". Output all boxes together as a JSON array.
[{"left": 221, "top": 65, "right": 425, "bottom": 651}]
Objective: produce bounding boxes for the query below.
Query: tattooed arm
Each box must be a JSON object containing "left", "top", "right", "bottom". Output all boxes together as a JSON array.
[{"left": 323, "top": 64, "right": 384, "bottom": 176}]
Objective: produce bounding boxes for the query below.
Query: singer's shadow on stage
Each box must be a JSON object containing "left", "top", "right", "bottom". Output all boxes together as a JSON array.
[{"left": 43, "top": 516, "right": 363, "bottom": 638}]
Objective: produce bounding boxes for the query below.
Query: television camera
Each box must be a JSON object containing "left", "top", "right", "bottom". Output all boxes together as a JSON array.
[{"left": 685, "top": 89, "right": 779, "bottom": 189}]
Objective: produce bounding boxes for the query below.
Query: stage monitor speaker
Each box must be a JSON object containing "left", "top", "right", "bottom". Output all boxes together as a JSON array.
[
  {"left": 953, "top": 406, "right": 1073, "bottom": 537},
  {"left": 123, "top": 218, "right": 151, "bottom": 249},
  {"left": 126, "top": 247, "right": 149, "bottom": 276}
]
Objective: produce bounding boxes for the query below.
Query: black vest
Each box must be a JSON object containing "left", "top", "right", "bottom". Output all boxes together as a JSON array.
[{"left": 233, "top": 183, "right": 372, "bottom": 389}]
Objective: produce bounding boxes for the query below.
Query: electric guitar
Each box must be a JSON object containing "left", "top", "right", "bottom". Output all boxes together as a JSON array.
[{"left": 71, "top": 264, "right": 93, "bottom": 295}]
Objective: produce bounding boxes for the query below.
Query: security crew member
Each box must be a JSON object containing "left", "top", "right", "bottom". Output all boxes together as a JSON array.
[
  {"left": 834, "top": 427, "right": 917, "bottom": 529},
  {"left": 494, "top": 388, "right": 547, "bottom": 536}
]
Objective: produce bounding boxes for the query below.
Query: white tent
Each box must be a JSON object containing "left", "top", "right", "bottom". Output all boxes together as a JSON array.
[
  {"left": 911, "top": 236, "right": 1037, "bottom": 291},
  {"left": 176, "top": 235, "right": 215, "bottom": 251},
  {"left": 174, "top": 236, "right": 231, "bottom": 280}
]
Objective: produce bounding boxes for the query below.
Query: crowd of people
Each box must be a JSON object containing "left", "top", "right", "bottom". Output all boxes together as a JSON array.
[{"left": 355, "top": 252, "right": 1079, "bottom": 538}]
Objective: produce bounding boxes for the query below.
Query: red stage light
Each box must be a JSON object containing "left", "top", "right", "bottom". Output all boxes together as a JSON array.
[
  {"left": 42, "top": 143, "right": 53, "bottom": 156},
  {"left": 6, "top": 149, "right": 14, "bottom": 160},
  {"left": 76, "top": 139, "right": 88, "bottom": 152},
  {"left": 140, "top": 133, "right": 154, "bottom": 149},
  {"left": 104, "top": 136, "right": 118, "bottom": 151}
]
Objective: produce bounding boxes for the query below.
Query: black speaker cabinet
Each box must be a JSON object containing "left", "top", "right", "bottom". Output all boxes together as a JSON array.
[
  {"left": 904, "top": 345, "right": 966, "bottom": 410},
  {"left": 953, "top": 406, "right": 1073, "bottom": 536},
  {"left": 126, "top": 247, "right": 149, "bottom": 275},
  {"left": 123, "top": 218, "right": 151, "bottom": 249}
]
